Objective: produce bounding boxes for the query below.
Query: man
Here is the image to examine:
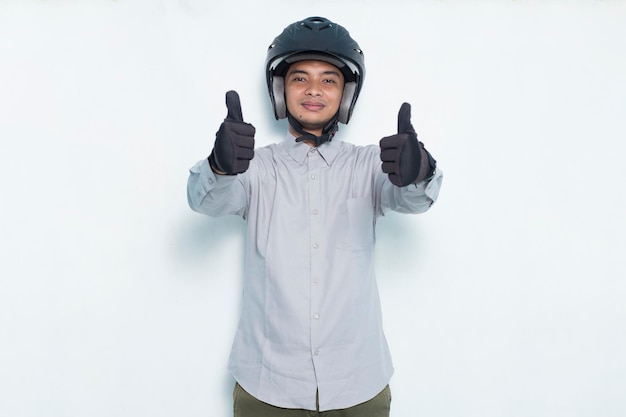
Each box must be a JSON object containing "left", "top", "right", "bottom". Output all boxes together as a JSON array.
[{"left": 187, "top": 16, "right": 443, "bottom": 417}]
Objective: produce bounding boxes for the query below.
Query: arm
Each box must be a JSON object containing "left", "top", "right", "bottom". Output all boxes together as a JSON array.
[
  {"left": 187, "top": 158, "right": 247, "bottom": 217},
  {"left": 187, "top": 90, "right": 255, "bottom": 218},
  {"left": 378, "top": 102, "right": 443, "bottom": 214},
  {"left": 379, "top": 167, "right": 443, "bottom": 214}
]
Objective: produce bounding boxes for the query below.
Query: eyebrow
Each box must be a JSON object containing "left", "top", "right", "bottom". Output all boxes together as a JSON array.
[{"left": 287, "top": 69, "right": 342, "bottom": 77}]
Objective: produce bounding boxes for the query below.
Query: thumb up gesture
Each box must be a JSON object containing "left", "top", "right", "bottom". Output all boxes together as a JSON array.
[
  {"left": 380, "top": 103, "right": 436, "bottom": 187},
  {"left": 208, "top": 91, "right": 256, "bottom": 175}
]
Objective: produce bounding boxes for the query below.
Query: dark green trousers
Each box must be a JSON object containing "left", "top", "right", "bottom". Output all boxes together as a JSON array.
[{"left": 233, "top": 383, "right": 391, "bottom": 417}]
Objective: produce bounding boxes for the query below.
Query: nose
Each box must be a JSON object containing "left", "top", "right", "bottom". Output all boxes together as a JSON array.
[{"left": 305, "top": 80, "right": 322, "bottom": 96}]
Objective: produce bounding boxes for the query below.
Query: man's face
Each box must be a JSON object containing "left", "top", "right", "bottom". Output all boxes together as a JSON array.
[{"left": 284, "top": 60, "right": 345, "bottom": 136}]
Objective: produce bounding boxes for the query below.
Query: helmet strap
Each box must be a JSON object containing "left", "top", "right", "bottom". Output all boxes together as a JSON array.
[{"left": 288, "top": 112, "right": 339, "bottom": 147}]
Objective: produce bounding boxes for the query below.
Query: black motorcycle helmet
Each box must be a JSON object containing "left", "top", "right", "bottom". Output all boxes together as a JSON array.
[{"left": 265, "top": 16, "right": 365, "bottom": 125}]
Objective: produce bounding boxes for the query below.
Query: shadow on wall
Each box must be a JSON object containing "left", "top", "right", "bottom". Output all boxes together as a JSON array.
[
  {"left": 375, "top": 211, "right": 427, "bottom": 282},
  {"left": 175, "top": 213, "right": 246, "bottom": 265},
  {"left": 174, "top": 212, "right": 244, "bottom": 410}
]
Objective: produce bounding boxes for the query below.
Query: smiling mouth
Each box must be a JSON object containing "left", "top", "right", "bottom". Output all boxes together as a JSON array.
[{"left": 302, "top": 102, "right": 325, "bottom": 111}]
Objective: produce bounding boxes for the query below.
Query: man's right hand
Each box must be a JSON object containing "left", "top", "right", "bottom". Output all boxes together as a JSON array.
[{"left": 208, "top": 90, "right": 255, "bottom": 175}]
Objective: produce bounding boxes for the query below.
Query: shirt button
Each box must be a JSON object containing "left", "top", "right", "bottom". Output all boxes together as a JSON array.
[
  {"left": 312, "top": 242, "right": 319, "bottom": 249},
  {"left": 313, "top": 313, "right": 320, "bottom": 320},
  {"left": 311, "top": 209, "right": 319, "bottom": 215},
  {"left": 314, "top": 349, "right": 320, "bottom": 356},
  {"left": 311, "top": 174, "right": 317, "bottom": 180},
  {"left": 313, "top": 277, "right": 319, "bottom": 283}
]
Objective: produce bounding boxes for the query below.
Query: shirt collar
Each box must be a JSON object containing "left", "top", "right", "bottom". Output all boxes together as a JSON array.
[{"left": 283, "top": 132, "right": 342, "bottom": 166}]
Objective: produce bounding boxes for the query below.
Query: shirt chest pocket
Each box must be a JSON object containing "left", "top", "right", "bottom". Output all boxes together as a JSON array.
[{"left": 334, "top": 197, "right": 375, "bottom": 252}]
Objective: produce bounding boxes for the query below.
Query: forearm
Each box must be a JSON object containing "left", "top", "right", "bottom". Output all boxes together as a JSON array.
[
  {"left": 381, "top": 168, "right": 443, "bottom": 214},
  {"left": 187, "top": 158, "right": 246, "bottom": 217}
]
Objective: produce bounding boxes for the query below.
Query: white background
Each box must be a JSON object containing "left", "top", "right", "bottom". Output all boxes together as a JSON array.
[{"left": 1, "top": 1, "right": 625, "bottom": 416}]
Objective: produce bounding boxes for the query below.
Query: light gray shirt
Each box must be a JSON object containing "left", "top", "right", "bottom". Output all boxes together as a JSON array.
[{"left": 187, "top": 132, "right": 443, "bottom": 411}]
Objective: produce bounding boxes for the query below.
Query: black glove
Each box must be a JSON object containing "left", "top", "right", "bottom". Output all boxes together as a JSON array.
[
  {"left": 380, "top": 102, "right": 436, "bottom": 187},
  {"left": 208, "top": 90, "right": 255, "bottom": 175}
]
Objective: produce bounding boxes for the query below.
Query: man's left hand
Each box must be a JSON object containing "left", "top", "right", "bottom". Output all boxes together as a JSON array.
[{"left": 380, "top": 102, "right": 435, "bottom": 187}]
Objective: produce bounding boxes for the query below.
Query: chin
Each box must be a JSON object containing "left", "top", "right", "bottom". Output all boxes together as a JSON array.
[
  {"left": 301, "top": 124, "right": 326, "bottom": 134},
  {"left": 302, "top": 115, "right": 333, "bottom": 127}
]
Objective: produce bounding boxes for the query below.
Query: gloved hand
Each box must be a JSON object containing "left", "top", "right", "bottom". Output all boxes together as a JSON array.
[
  {"left": 380, "top": 102, "right": 436, "bottom": 187},
  {"left": 208, "top": 90, "right": 255, "bottom": 175}
]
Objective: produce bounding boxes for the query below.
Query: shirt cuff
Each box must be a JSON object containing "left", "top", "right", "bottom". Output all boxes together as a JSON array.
[
  {"left": 413, "top": 167, "right": 443, "bottom": 203},
  {"left": 190, "top": 158, "right": 237, "bottom": 189}
]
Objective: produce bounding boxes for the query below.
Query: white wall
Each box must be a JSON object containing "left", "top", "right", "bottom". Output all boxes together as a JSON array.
[{"left": 1, "top": 1, "right": 625, "bottom": 416}]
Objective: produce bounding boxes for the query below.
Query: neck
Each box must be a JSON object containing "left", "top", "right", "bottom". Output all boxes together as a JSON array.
[
  {"left": 288, "top": 125, "right": 317, "bottom": 147},
  {"left": 287, "top": 112, "right": 339, "bottom": 147}
]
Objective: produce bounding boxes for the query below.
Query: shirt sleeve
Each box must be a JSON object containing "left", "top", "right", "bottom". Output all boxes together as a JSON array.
[
  {"left": 187, "top": 158, "right": 248, "bottom": 218},
  {"left": 379, "top": 167, "right": 443, "bottom": 215}
]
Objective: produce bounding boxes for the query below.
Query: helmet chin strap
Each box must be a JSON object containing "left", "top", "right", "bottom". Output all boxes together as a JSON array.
[{"left": 288, "top": 112, "right": 339, "bottom": 147}]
